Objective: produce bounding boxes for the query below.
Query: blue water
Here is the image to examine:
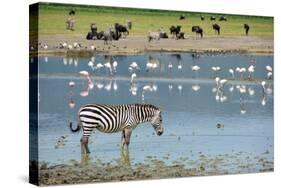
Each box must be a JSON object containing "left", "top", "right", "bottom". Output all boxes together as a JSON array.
[{"left": 33, "top": 52, "right": 273, "bottom": 172}]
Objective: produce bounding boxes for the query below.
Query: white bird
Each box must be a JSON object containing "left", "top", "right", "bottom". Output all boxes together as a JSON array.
[
  {"left": 178, "top": 64, "right": 182, "bottom": 70},
  {"left": 130, "top": 62, "right": 139, "bottom": 69},
  {"left": 178, "top": 85, "right": 183, "bottom": 92},
  {"left": 113, "top": 61, "right": 118, "bottom": 68},
  {"left": 43, "top": 44, "right": 48, "bottom": 49},
  {"left": 79, "top": 70, "right": 89, "bottom": 77},
  {"left": 62, "top": 42, "right": 67, "bottom": 48},
  {"left": 168, "top": 84, "right": 173, "bottom": 91},
  {"left": 266, "top": 65, "right": 273, "bottom": 72},
  {"left": 248, "top": 65, "right": 255, "bottom": 79},
  {"left": 88, "top": 61, "right": 94, "bottom": 67},
  {"left": 220, "top": 79, "right": 228, "bottom": 85},
  {"left": 69, "top": 81, "right": 75, "bottom": 87},
  {"left": 68, "top": 44, "right": 73, "bottom": 50},
  {"left": 191, "top": 65, "right": 200, "bottom": 71},
  {"left": 192, "top": 85, "right": 200, "bottom": 91},
  {"left": 267, "top": 72, "right": 273, "bottom": 79},
  {"left": 91, "top": 56, "right": 96, "bottom": 62},
  {"left": 96, "top": 63, "right": 104, "bottom": 69},
  {"left": 104, "top": 62, "right": 111, "bottom": 68},
  {"left": 73, "top": 42, "right": 80, "bottom": 48},
  {"left": 168, "top": 62, "right": 173, "bottom": 69},
  {"left": 90, "top": 45, "right": 96, "bottom": 51},
  {"left": 248, "top": 65, "right": 255, "bottom": 73},
  {"left": 229, "top": 69, "right": 234, "bottom": 78}
]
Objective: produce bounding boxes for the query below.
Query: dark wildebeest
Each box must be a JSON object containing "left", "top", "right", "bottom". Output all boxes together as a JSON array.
[
  {"left": 212, "top": 23, "right": 220, "bottom": 35},
  {"left": 192, "top": 26, "right": 203, "bottom": 38},
  {"left": 219, "top": 16, "right": 227, "bottom": 21},
  {"left": 97, "top": 31, "right": 105, "bottom": 40},
  {"left": 127, "top": 20, "right": 132, "bottom": 30},
  {"left": 179, "top": 15, "right": 185, "bottom": 20},
  {"left": 170, "top": 25, "right": 181, "bottom": 38},
  {"left": 210, "top": 16, "right": 216, "bottom": 21},
  {"left": 148, "top": 31, "right": 160, "bottom": 42},
  {"left": 114, "top": 23, "right": 129, "bottom": 37},
  {"left": 244, "top": 24, "right": 250, "bottom": 35},
  {"left": 176, "top": 32, "right": 185, "bottom": 39},
  {"left": 201, "top": 16, "right": 205, "bottom": 21},
  {"left": 69, "top": 8, "right": 76, "bottom": 16},
  {"left": 159, "top": 28, "right": 169, "bottom": 38},
  {"left": 86, "top": 32, "right": 94, "bottom": 40}
]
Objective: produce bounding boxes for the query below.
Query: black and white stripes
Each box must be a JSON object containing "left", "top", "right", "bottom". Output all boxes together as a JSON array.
[{"left": 70, "top": 103, "right": 163, "bottom": 154}]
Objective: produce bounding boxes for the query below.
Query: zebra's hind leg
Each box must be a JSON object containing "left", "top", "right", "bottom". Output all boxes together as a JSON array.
[
  {"left": 80, "top": 135, "right": 90, "bottom": 154},
  {"left": 121, "top": 128, "right": 132, "bottom": 150}
]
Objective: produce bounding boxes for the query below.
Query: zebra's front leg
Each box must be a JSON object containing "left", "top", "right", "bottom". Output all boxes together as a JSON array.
[
  {"left": 80, "top": 135, "right": 90, "bottom": 154},
  {"left": 121, "top": 128, "right": 132, "bottom": 150}
]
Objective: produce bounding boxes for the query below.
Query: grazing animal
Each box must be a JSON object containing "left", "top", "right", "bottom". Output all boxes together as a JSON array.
[
  {"left": 176, "top": 32, "right": 185, "bottom": 39},
  {"left": 212, "top": 23, "right": 221, "bottom": 35},
  {"left": 159, "top": 27, "right": 169, "bottom": 38},
  {"left": 91, "top": 23, "right": 98, "bottom": 34},
  {"left": 244, "top": 24, "right": 250, "bottom": 35},
  {"left": 192, "top": 26, "right": 203, "bottom": 38},
  {"left": 127, "top": 20, "right": 132, "bottom": 30},
  {"left": 219, "top": 16, "right": 227, "bottom": 21},
  {"left": 170, "top": 25, "right": 181, "bottom": 37},
  {"left": 179, "top": 15, "right": 185, "bottom": 20},
  {"left": 96, "top": 31, "right": 104, "bottom": 40},
  {"left": 103, "top": 28, "right": 113, "bottom": 45},
  {"left": 114, "top": 23, "right": 129, "bottom": 37},
  {"left": 148, "top": 31, "right": 160, "bottom": 42},
  {"left": 201, "top": 16, "right": 205, "bottom": 21},
  {"left": 69, "top": 8, "right": 76, "bottom": 16},
  {"left": 70, "top": 104, "right": 164, "bottom": 154},
  {"left": 210, "top": 16, "right": 216, "bottom": 21},
  {"left": 66, "top": 17, "right": 75, "bottom": 31}
]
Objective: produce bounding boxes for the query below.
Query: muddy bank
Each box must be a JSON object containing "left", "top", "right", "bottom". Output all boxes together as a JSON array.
[
  {"left": 31, "top": 35, "right": 273, "bottom": 57},
  {"left": 37, "top": 151, "right": 273, "bottom": 186}
]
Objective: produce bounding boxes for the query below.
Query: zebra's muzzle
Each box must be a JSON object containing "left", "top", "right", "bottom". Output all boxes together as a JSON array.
[{"left": 157, "top": 128, "right": 163, "bottom": 136}]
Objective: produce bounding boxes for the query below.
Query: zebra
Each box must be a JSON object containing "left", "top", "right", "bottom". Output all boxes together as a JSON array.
[{"left": 69, "top": 103, "right": 164, "bottom": 154}]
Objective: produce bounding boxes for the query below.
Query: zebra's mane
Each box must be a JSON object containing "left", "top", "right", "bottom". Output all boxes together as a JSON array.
[{"left": 135, "top": 103, "right": 160, "bottom": 111}]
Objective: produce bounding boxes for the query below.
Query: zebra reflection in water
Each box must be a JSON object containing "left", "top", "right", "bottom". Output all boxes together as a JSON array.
[{"left": 69, "top": 103, "right": 164, "bottom": 156}]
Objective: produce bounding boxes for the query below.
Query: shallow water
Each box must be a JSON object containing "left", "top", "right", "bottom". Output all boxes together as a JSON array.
[{"left": 32, "top": 52, "right": 273, "bottom": 175}]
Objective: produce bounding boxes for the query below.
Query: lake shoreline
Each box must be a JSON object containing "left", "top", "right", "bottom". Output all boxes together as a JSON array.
[{"left": 31, "top": 35, "right": 273, "bottom": 57}]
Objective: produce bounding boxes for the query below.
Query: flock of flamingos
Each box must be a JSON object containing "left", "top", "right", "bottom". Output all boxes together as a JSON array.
[{"left": 37, "top": 54, "right": 273, "bottom": 116}]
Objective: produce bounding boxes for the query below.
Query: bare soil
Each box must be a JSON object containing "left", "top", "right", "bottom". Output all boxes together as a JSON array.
[{"left": 32, "top": 35, "right": 273, "bottom": 56}]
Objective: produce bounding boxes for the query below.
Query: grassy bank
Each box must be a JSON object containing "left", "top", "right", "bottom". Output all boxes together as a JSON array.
[{"left": 33, "top": 3, "right": 273, "bottom": 37}]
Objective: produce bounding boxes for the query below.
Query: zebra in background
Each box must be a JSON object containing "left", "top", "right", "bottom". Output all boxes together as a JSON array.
[{"left": 70, "top": 103, "right": 164, "bottom": 154}]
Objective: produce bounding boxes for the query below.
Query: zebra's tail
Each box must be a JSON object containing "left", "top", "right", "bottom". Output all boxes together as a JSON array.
[
  {"left": 70, "top": 111, "right": 82, "bottom": 132},
  {"left": 69, "top": 122, "right": 81, "bottom": 132}
]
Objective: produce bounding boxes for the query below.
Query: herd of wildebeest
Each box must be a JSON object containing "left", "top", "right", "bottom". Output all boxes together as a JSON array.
[{"left": 84, "top": 13, "right": 251, "bottom": 44}]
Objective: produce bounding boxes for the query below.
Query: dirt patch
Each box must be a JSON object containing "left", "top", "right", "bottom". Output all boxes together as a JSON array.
[{"left": 31, "top": 35, "right": 273, "bottom": 57}]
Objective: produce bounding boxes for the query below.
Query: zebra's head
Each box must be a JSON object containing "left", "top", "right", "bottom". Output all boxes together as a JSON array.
[{"left": 150, "top": 109, "right": 163, "bottom": 136}]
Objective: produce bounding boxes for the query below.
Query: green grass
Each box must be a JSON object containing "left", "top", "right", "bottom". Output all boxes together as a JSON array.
[{"left": 32, "top": 2, "right": 273, "bottom": 37}]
